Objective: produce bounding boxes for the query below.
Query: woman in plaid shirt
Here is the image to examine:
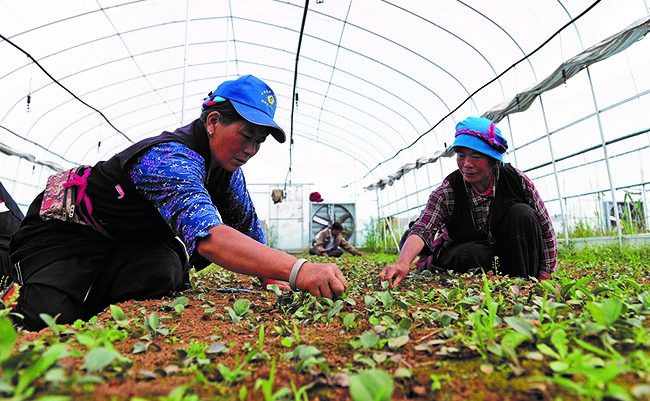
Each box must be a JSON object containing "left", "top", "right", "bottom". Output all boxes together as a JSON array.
[{"left": 380, "top": 117, "right": 556, "bottom": 288}]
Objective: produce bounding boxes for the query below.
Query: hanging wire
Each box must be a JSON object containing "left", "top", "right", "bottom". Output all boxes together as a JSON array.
[
  {"left": 349, "top": 0, "right": 602, "bottom": 187},
  {"left": 0, "top": 33, "right": 132, "bottom": 143},
  {"left": 97, "top": 120, "right": 102, "bottom": 153},
  {"left": 284, "top": 0, "right": 310, "bottom": 192},
  {"left": 26, "top": 60, "right": 32, "bottom": 112}
]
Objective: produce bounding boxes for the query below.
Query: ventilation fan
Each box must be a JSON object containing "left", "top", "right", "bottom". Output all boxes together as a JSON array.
[{"left": 310, "top": 203, "right": 357, "bottom": 243}]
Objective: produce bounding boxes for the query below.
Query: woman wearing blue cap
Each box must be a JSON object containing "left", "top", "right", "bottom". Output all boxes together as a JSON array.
[
  {"left": 379, "top": 117, "right": 557, "bottom": 287},
  {"left": 8, "top": 75, "right": 348, "bottom": 331}
]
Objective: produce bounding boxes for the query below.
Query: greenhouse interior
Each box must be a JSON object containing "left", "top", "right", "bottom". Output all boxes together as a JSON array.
[{"left": 1, "top": 0, "right": 649, "bottom": 253}]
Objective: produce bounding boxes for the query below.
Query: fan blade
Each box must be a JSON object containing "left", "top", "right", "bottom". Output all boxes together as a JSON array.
[{"left": 313, "top": 215, "right": 330, "bottom": 226}]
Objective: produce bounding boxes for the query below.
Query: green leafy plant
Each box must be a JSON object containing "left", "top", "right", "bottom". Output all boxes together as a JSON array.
[
  {"left": 0, "top": 320, "right": 68, "bottom": 401},
  {"left": 349, "top": 369, "right": 394, "bottom": 401},
  {"left": 225, "top": 299, "right": 251, "bottom": 324},
  {"left": 283, "top": 344, "right": 328, "bottom": 373},
  {"left": 254, "top": 358, "right": 292, "bottom": 401},
  {"left": 144, "top": 312, "right": 170, "bottom": 337},
  {"left": 467, "top": 275, "right": 502, "bottom": 359},
  {"left": 3, "top": 247, "right": 650, "bottom": 400}
]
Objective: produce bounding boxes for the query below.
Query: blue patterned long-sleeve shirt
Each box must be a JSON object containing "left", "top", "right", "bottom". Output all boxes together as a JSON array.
[{"left": 126, "top": 142, "right": 265, "bottom": 256}]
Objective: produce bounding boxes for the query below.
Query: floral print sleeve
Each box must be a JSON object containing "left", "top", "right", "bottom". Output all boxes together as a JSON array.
[
  {"left": 127, "top": 142, "right": 222, "bottom": 256},
  {"left": 214, "top": 168, "right": 266, "bottom": 245}
]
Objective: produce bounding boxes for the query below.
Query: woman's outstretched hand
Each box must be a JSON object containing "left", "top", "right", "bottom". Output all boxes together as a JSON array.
[{"left": 379, "top": 262, "right": 410, "bottom": 288}]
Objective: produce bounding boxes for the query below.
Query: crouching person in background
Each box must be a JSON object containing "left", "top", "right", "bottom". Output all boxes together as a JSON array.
[{"left": 309, "top": 222, "right": 364, "bottom": 258}]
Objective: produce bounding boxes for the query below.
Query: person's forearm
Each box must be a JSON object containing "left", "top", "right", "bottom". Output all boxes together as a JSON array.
[
  {"left": 396, "top": 235, "right": 425, "bottom": 265},
  {"left": 197, "top": 224, "right": 295, "bottom": 281}
]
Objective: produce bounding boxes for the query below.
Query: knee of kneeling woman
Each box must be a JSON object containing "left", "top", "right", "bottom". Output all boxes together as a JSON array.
[{"left": 503, "top": 203, "right": 538, "bottom": 226}]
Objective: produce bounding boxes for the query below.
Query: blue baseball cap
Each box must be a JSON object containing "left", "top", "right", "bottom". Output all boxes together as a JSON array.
[
  {"left": 203, "top": 75, "right": 286, "bottom": 143},
  {"left": 452, "top": 117, "right": 508, "bottom": 162}
]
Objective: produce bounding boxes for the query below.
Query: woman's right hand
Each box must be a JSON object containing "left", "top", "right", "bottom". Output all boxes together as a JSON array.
[{"left": 295, "top": 262, "right": 348, "bottom": 299}]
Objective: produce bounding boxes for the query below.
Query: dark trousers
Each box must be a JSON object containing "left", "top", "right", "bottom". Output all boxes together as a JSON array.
[
  {"left": 437, "top": 203, "right": 542, "bottom": 278},
  {"left": 10, "top": 201, "right": 186, "bottom": 331},
  {"left": 308, "top": 247, "right": 344, "bottom": 258},
  {"left": 0, "top": 179, "right": 24, "bottom": 285},
  {"left": 0, "top": 250, "right": 11, "bottom": 286}
]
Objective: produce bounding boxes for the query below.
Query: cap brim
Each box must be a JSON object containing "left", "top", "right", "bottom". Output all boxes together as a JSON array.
[
  {"left": 452, "top": 135, "right": 504, "bottom": 162},
  {"left": 230, "top": 101, "right": 286, "bottom": 143}
]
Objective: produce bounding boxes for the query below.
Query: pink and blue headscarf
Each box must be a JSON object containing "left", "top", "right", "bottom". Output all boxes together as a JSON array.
[{"left": 452, "top": 117, "right": 508, "bottom": 162}]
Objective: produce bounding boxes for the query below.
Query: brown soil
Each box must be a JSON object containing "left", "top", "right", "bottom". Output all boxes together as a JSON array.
[{"left": 10, "top": 269, "right": 574, "bottom": 401}]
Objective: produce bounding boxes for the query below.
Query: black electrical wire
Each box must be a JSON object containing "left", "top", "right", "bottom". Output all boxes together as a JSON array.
[
  {"left": 0, "top": 33, "right": 132, "bottom": 143},
  {"left": 354, "top": 0, "right": 601, "bottom": 184},
  {"left": 284, "top": 0, "right": 310, "bottom": 192},
  {"left": 0, "top": 124, "right": 76, "bottom": 167}
]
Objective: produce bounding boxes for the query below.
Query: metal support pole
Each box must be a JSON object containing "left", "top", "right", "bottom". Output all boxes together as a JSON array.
[
  {"left": 643, "top": 183, "right": 648, "bottom": 230},
  {"left": 375, "top": 189, "right": 381, "bottom": 251},
  {"left": 539, "top": 98, "right": 569, "bottom": 244},
  {"left": 586, "top": 67, "right": 622, "bottom": 246},
  {"left": 384, "top": 216, "right": 400, "bottom": 252}
]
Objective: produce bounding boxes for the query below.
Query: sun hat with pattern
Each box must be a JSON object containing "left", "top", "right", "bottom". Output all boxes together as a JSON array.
[
  {"left": 202, "top": 74, "right": 286, "bottom": 143},
  {"left": 452, "top": 117, "right": 508, "bottom": 162}
]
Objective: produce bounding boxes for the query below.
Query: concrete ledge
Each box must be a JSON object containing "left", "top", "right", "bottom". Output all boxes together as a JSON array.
[{"left": 558, "top": 233, "right": 650, "bottom": 249}]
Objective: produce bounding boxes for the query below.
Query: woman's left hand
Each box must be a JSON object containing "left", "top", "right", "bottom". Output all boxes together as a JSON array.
[{"left": 262, "top": 279, "right": 292, "bottom": 292}]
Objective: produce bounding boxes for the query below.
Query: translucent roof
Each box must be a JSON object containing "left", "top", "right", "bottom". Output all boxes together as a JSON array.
[{"left": 1, "top": 0, "right": 649, "bottom": 221}]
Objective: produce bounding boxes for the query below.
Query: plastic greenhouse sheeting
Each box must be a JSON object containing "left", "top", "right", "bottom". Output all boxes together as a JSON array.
[{"left": 1, "top": 0, "right": 649, "bottom": 241}]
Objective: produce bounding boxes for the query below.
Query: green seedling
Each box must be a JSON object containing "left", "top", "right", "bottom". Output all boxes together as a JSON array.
[
  {"left": 217, "top": 348, "right": 257, "bottom": 384},
  {"left": 349, "top": 369, "right": 394, "bottom": 401},
  {"left": 81, "top": 346, "right": 129, "bottom": 372},
  {"left": 254, "top": 358, "right": 292, "bottom": 401},
  {"left": 283, "top": 344, "right": 327, "bottom": 373},
  {"left": 225, "top": 299, "right": 251, "bottom": 324},
  {"left": 342, "top": 312, "right": 356, "bottom": 331},
  {"left": 468, "top": 274, "right": 502, "bottom": 359},
  {"left": 281, "top": 322, "right": 301, "bottom": 348},
  {"left": 349, "top": 331, "right": 380, "bottom": 351},
  {"left": 176, "top": 340, "right": 211, "bottom": 367},
  {"left": 290, "top": 380, "right": 313, "bottom": 401},
  {"left": 109, "top": 304, "right": 132, "bottom": 329},
  {"left": 156, "top": 385, "right": 199, "bottom": 401},
  {"left": 171, "top": 296, "right": 189, "bottom": 315},
  {"left": 0, "top": 329, "right": 68, "bottom": 401},
  {"left": 144, "top": 312, "right": 170, "bottom": 337},
  {"left": 586, "top": 297, "right": 625, "bottom": 331},
  {"left": 430, "top": 372, "right": 451, "bottom": 391}
]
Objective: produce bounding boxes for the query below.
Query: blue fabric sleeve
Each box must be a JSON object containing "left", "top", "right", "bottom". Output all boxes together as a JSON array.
[
  {"left": 127, "top": 142, "right": 222, "bottom": 255},
  {"left": 215, "top": 169, "right": 266, "bottom": 245}
]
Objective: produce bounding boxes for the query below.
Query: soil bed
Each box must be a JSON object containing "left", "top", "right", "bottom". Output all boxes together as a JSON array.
[{"left": 6, "top": 251, "right": 650, "bottom": 401}]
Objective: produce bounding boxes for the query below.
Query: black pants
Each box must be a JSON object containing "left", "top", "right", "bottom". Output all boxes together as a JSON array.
[
  {"left": 437, "top": 203, "right": 542, "bottom": 278},
  {"left": 0, "top": 179, "right": 24, "bottom": 285},
  {"left": 0, "top": 249, "right": 11, "bottom": 287},
  {"left": 308, "top": 247, "right": 344, "bottom": 258},
  {"left": 10, "top": 199, "right": 186, "bottom": 331}
]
